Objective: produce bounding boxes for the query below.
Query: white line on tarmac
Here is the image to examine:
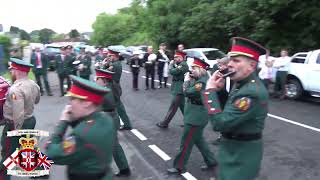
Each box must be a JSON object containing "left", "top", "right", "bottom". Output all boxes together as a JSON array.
[
  {"left": 268, "top": 113, "right": 320, "bottom": 133},
  {"left": 122, "top": 70, "right": 131, "bottom": 74},
  {"left": 181, "top": 172, "right": 198, "bottom": 180},
  {"left": 119, "top": 117, "right": 124, "bottom": 126},
  {"left": 141, "top": 76, "right": 172, "bottom": 86},
  {"left": 131, "top": 129, "right": 148, "bottom": 141},
  {"left": 148, "top": 145, "right": 171, "bottom": 161}
]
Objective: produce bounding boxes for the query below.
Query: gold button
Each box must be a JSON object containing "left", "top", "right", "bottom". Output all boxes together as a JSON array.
[
  {"left": 208, "top": 100, "right": 213, "bottom": 103},
  {"left": 210, "top": 108, "right": 215, "bottom": 111}
]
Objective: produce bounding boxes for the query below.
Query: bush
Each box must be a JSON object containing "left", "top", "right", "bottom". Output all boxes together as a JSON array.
[{"left": 0, "top": 35, "right": 12, "bottom": 72}]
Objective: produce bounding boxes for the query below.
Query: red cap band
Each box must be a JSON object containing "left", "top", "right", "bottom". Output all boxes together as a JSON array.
[
  {"left": 230, "top": 45, "right": 260, "bottom": 61},
  {"left": 11, "top": 63, "right": 31, "bottom": 72},
  {"left": 96, "top": 71, "right": 112, "bottom": 79},
  {"left": 69, "top": 85, "right": 104, "bottom": 104}
]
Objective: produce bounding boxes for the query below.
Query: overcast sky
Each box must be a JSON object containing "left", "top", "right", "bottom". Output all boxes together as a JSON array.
[{"left": 0, "top": 0, "right": 131, "bottom": 33}]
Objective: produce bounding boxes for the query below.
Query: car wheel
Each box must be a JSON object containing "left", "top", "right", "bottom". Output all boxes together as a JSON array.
[{"left": 286, "top": 79, "right": 303, "bottom": 100}]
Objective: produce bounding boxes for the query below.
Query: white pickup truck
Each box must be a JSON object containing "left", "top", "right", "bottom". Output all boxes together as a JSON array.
[{"left": 286, "top": 49, "right": 320, "bottom": 99}]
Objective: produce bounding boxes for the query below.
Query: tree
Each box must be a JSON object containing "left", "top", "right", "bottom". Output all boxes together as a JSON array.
[
  {"left": 9, "top": 26, "right": 20, "bottom": 34},
  {"left": 69, "top": 29, "right": 80, "bottom": 39},
  {"left": 30, "top": 30, "right": 40, "bottom": 43},
  {"left": 52, "top": 33, "right": 66, "bottom": 42},
  {"left": 0, "top": 35, "right": 12, "bottom": 69},
  {"left": 38, "top": 28, "right": 55, "bottom": 44},
  {"left": 19, "top": 29, "right": 31, "bottom": 41},
  {"left": 91, "top": 13, "right": 134, "bottom": 46}
]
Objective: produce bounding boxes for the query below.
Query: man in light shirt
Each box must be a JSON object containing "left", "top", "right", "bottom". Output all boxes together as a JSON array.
[{"left": 272, "top": 49, "right": 291, "bottom": 99}]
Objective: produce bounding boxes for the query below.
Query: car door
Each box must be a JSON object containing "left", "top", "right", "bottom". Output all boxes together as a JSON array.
[{"left": 307, "top": 51, "right": 320, "bottom": 92}]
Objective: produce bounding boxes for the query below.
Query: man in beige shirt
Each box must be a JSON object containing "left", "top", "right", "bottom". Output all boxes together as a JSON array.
[{"left": 0, "top": 58, "right": 40, "bottom": 179}]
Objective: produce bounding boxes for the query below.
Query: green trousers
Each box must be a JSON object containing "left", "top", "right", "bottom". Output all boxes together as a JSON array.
[
  {"left": 173, "top": 124, "right": 216, "bottom": 171},
  {"left": 274, "top": 71, "right": 287, "bottom": 96},
  {"left": 218, "top": 138, "right": 263, "bottom": 180},
  {"left": 106, "top": 111, "right": 129, "bottom": 171},
  {"left": 0, "top": 116, "right": 36, "bottom": 180},
  {"left": 116, "top": 101, "right": 132, "bottom": 128},
  {"left": 161, "top": 95, "right": 185, "bottom": 126}
]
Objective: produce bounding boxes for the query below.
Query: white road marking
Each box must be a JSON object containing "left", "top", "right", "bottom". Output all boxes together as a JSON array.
[
  {"left": 148, "top": 145, "right": 171, "bottom": 161},
  {"left": 268, "top": 113, "right": 320, "bottom": 133},
  {"left": 119, "top": 117, "right": 124, "bottom": 126},
  {"left": 182, "top": 172, "right": 198, "bottom": 180},
  {"left": 131, "top": 129, "right": 148, "bottom": 141},
  {"left": 122, "top": 70, "right": 131, "bottom": 74},
  {"left": 141, "top": 76, "right": 172, "bottom": 86}
]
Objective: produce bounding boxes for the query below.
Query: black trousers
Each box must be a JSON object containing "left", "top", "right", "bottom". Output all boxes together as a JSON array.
[
  {"left": 58, "top": 73, "right": 71, "bottom": 96},
  {"left": 158, "top": 63, "right": 164, "bottom": 87},
  {"left": 132, "top": 72, "right": 139, "bottom": 89},
  {"left": 35, "top": 72, "right": 51, "bottom": 94},
  {"left": 145, "top": 68, "right": 155, "bottom": 88}
]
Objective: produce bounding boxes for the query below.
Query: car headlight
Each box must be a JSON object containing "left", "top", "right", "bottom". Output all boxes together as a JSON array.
[{"left": 138, "top": 54, "right": 144, "bottom": 59}]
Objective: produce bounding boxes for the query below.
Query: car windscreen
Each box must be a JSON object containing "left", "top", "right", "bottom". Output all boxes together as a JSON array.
[
  {"left": 45, "top": 47, "right": 60, "bottom": 53},
  {"left": 203, "top": 50, "right": 225, "bottom": 60}
]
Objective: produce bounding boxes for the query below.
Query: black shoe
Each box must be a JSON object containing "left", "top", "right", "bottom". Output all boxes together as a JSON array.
[
  {"left": 157, "top": 85, "right": 162, "bottom": 89},
  {"left": 151, "top": 87, "right": 156, "bottom": 90},
  {"left": 156, "top": 122, "right": 168, "bottom": 128},
  {"left": 119, "top": 126, "right": 132, "bottom": 131},
  {"left": 48, "top": 92, "right": 53, "bottom": 96},
  {"left": 167, "top": 168, "right": 182, "bottom": 174},
  {"left": 200, "top": 163, "right": 217, "bottom": 171},
  {"left": 41, "top": 92, "right": 44, "bottom": 96},
  {"left": 115, "top": 168, "right": 131, "bottom": 177},
  {"left": 145, "top": 87, "right": 149, "bottom": 90}
]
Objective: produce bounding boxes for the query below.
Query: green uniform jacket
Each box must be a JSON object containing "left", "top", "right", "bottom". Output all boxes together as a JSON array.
[
  {"left": 96, "top": 54, "right": 106, "bottom": 63},
  {"left": 203, "top": 73, "right": 268, "bottom": 180},
  {"left": 55, "top": 55, "right": 72, "bottom": 75},
  {"left": 78, "top": 54, "right": 92, "bottom": 77},
  {"left": 46, "top": 111, "right": 115, "bottom": 175},
  {"left": 30, "top": 52, "right": 49, "bottom": 75},
  {"left": 169, "top": 61, "right": 189, "bottom": 95},
  {"left": 111, "top": 61, "right": 122, "bottom": 83},
  {"left": 204, "top": 73, "right": 268, "bottom": 133},
  {"left": 184, "top": 75, "right": 209, "bottom": 126}
]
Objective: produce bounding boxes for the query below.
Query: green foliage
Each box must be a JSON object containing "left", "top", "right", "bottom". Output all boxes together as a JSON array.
[
  {"left": 92, "top": 13, "right": 134, "bottom": 46},
  {"left": 20, "top": 29, "right": 31, "bottom": 41},
  {"left": 0, "top": 35, "right": 11, "bottom": 67},
  {"left": 39, "top": 28, "right": 55, "bottom": 44},
  {"left": 2, "top": 71, "right": 35, "bottom": 82},
  {"left": 69, "top": 29, "right": 80, "bottom": 39},
  {"left": 92, "top": 0, "right": 320, "bottom": 55}
]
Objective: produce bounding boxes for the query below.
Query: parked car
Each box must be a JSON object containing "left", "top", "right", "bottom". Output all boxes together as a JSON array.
[
  {"left": 108, "top": 45, "right": 131, "bottom": 61},
  {"left": 184, "top": 48, "right": 225, "bottom": 70},
  {"left": 43, "top": 44, "right": 62, "bottom": 71},
  {"left": 125, "top": 46, "right": 147, "bottom": 64},
  {"left": 285, "top": 49, "right": 320, "bottom": 99}
]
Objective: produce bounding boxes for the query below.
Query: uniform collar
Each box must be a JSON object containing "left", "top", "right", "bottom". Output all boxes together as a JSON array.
[
  {"left": 14, "top": 77, "right": 28, "bottom": 84},
  {"left": 236, "top": 72, "right": 257, "bottom": 88}
]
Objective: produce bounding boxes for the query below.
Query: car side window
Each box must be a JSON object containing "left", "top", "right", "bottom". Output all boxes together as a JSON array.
[
  {"left": 316, "top": 54, "right": 320, "bottom": 64},
  {"left": 291, "top": 54, "right": 306, "bottom": 64},
  {"left": 185, "top": 51, "right": 194, "bottom": 58}
]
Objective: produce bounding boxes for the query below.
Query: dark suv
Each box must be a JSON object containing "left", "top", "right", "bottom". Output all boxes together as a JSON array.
[{"left": 43, "top": 46, "right": 61, "bottom": 71}]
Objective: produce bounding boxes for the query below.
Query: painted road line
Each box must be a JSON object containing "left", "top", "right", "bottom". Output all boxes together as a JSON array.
[
  {"left": 141, "top": 76, "right": 172, "bottom": 86},
  {"left": 148, "top": 145, "right": 171, "bottom": 161},
  {"left": 268, "top": 113, "right": 320, "bottom": 133},
  {"left": 119, "top": 117, "right": 124, "bottom": 126},
  {"left": 181, "top": 172, "right": 198, "bottom": 180},
  {"left": 131, "top": 129, "right": 148, "bottom": 141},
  {"left": 122, "top": 70, "right": 131, "bottom": 73}
]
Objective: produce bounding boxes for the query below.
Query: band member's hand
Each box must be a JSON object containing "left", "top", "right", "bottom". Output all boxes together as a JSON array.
[
  {"left": 170, "top": 60, "right": 174, "bottom": 65},
  {"left": 206, "top": 70, "right": 225, "bottom": 90},
  {"left": 108, "top": 66, "right": 113, "bottom": 71},
  {"left": 184, "top": 72, "right": 191, "bottom": 81},
  {"left": 60, "top": 105, "right": 72, "bottom": 121}
]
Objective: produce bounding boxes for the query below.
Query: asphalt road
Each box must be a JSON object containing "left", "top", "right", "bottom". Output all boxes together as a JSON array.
[{"left": 3, "top": 62, "right": 320, "bottom": 180}]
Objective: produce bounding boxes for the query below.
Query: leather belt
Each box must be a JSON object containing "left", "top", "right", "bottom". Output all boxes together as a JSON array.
[
  {"left": 103, "top": 109, "right": 115, "bottom": 113},
  {"left": 222, "top": 132, "right": 262, "bottom": 141}
]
